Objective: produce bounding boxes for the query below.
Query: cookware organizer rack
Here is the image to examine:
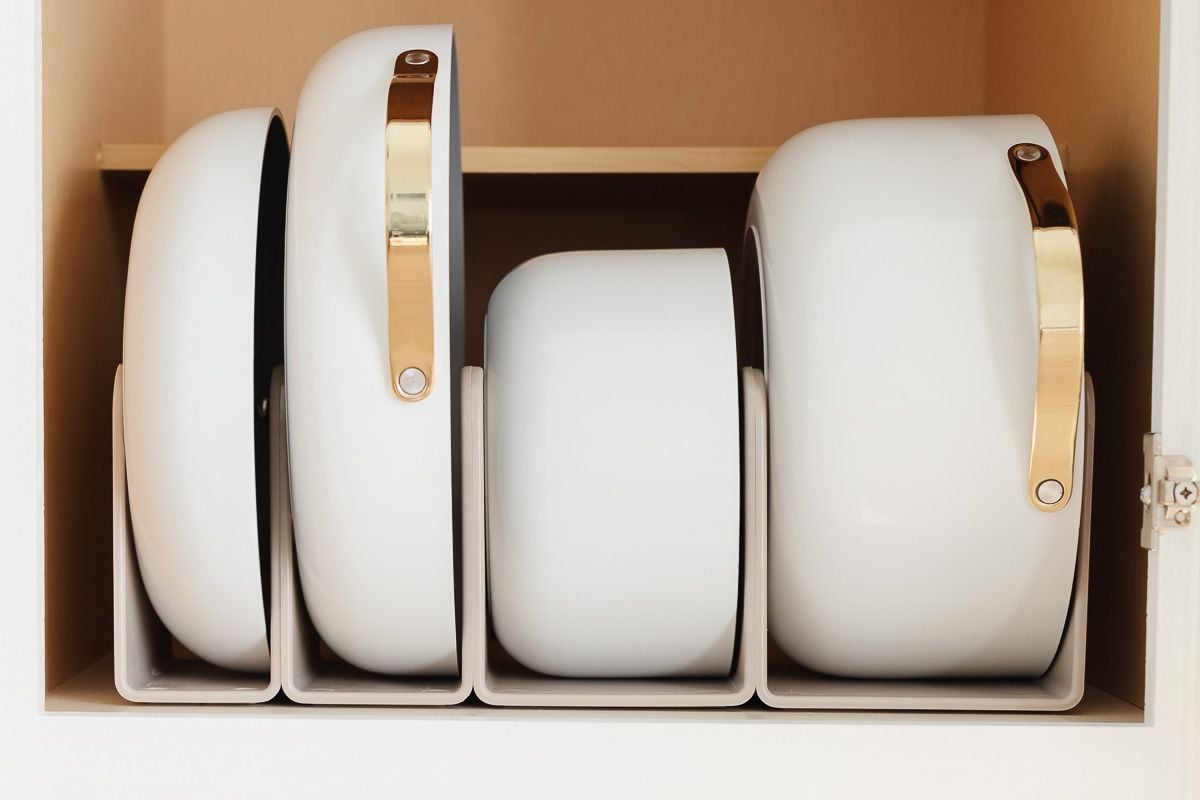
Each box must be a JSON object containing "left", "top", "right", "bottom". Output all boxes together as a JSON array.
[{"left": 112, "top": 365, "right": 1094, "bottom": 709}]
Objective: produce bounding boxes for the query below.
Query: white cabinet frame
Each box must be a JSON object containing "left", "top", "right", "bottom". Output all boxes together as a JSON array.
[{"left": 1, "top": 0, "right": 1197, "bottom": 795}]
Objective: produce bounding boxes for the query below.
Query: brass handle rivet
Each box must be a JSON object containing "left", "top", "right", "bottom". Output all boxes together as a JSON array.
[
  {"left": 1015, "top": 145, "right": 1044, "bottom": 162},
  {"left": 1036, "top": 479, "right": 1065, "bottom": 505},
  {"left": 397, "top": 367, "right": 428, "bottom": 397}
]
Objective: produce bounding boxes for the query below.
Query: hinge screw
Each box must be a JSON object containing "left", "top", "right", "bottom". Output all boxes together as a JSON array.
[{"left": 1174, "top": 480, "right": 1198, "bottom": 505}]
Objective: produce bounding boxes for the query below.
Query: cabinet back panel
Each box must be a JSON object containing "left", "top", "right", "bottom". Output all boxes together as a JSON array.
[
  {"left": 462, "top": 174, "right": 755, "bottom": 365},
  {"left": 160, "top": 0, "right": 986, "bottom": 145}
]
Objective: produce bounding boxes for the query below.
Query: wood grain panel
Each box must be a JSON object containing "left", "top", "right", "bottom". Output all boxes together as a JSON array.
[
  {"left": 160, "top": 0, "right": 986, "bottom": 144},
  {"left": 985, "top": 0, "right": 1161, "bottom": 709},
  {"left": 42, "top": 0, "right": 165, "bottom": 690}
]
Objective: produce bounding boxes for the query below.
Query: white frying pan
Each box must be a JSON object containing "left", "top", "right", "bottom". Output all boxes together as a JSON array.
[
  {"left": 751, "top": 115, "right": 1086, "bottom": 678},
  {"left": 285, "top": 26, "right": 462, "bottom": 675},
  {"left": 123, "top": 107, "right": 288, "bottom": 672}
]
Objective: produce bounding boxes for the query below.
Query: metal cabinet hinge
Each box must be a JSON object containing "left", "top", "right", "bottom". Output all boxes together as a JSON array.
[{"left": 1140, "top": 432, "right": 1198, "bottom": 550}]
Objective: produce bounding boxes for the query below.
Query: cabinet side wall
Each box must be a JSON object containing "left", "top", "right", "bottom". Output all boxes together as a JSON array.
[
  {"left": 985, "top": 0, "right": 1161, "bottom": 708},
  {"left": 42, "top": 0, "right": 165, "bottom": 689}
]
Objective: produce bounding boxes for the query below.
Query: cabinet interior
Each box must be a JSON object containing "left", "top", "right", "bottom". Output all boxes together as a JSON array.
[{"left": 41, "top": 0, "right": 1160, "bottom": 719}]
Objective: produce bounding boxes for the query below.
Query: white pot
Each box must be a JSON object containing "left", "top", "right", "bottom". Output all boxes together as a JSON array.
[
  {"left": 485, "top": 249, "right": 742, "bottom": 678},
  {"left": 123, "top": 107, "right": 288, "bottom": 673},
  {"left": 750, "top": 115, "right": 1085, "bottom": 678},
  {"left": 285, "top": 26, "right": 462, "bottom": 675}
]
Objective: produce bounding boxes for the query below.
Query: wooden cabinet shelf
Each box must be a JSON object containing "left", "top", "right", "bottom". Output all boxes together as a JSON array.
[{"left": 98, "top": 144, "right": 776, "bottom": 175}]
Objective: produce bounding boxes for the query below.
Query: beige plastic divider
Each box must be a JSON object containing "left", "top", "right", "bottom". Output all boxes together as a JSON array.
[
  {"left": 112, "top": 364, "right": 281, "bottom": 703},
  {"left": 115, "top": 362, "right": 1092, "bottom": 709},
  {"left": 754, "top": 371, "right": 1096, "bottom": 711},
  {"left": 469, "top": 366, "right": 760, "bottom": 707},
  {"left": 278, "top": 371, "right": 473, "bottom": 705}
]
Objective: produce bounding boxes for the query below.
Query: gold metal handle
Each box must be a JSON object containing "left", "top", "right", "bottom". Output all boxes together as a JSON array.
[
  {"left": 1008, "top": 143, "right": 1084, "bottom": 512},
  {"left": 386, "top": 50, "right": 438, "bottom": 401}
]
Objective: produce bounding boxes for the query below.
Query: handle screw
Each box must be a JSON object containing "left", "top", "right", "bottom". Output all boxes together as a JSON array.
[{"left": 405, "top": 52, "right": 432, "bottom": 66}]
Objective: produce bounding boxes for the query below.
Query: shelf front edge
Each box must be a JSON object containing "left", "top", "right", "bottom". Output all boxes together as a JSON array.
[{"left": 98, "top": 144, "right": 775, "bottom": 175}]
